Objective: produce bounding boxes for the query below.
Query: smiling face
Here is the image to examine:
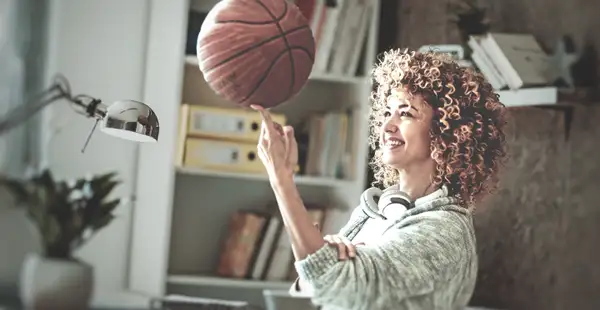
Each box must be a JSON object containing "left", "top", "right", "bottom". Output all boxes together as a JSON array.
[{"left": 380, "top": 89, "right": 435, "bottom": 171}]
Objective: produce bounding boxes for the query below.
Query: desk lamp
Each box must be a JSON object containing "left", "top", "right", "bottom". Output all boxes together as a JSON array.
[{"left": 0, "top": 74, "right": 159, "bottom": 151}]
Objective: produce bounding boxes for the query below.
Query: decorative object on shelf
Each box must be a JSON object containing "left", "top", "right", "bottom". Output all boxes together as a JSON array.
[
  {"left": 571, "top": 43, "right": 599, "bottom": 91},
  {"left": 417, "top": 44, "right": 472, "bottom": 67},
  {"left": 448, "top": 0, "right": 491, "bottom": 48},
  {"left": 0, "top": 74, "right": 160, "bottom": 152},
  {"left": 0, "top": 169, "right": 122, "bottom": 310},
  {"left": 547, "top": 35, "right": 580, "bottom": 89},
  {"left": 195, "top": 0, "right": 315, "bottom": 108},
  {"left": 418, "top": 44, "right": 465, "bottom": 60}
]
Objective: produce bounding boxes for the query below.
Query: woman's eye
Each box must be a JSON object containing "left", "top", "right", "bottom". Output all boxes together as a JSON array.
[{"left": 400, "top": 111, "right": 412, "bottom": 117}]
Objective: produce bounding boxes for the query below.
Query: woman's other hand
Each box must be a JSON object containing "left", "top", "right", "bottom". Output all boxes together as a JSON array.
[
  {"left": 323, "top": 235, "right": 365, "bottom": 260},
  {"left": 251, "top": 104, "right": 298, "bottom": 182}
]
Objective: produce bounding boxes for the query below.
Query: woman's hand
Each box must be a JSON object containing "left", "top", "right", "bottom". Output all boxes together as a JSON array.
[
  {"left": 324, "top": 234, "right": 365, "bottom": 260},
  {"left": 251, "top": 104, "right": 298, "bottom": 182}
]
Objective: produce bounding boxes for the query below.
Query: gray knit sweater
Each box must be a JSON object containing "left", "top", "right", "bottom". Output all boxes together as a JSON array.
[{"left": 291, "top": 186, "right": 478, "bottom": 310}]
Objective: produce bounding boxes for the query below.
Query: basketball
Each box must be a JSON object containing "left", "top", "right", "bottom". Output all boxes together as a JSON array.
[{"left": 196, "top": 0, "right": 315, "bottom": 108}]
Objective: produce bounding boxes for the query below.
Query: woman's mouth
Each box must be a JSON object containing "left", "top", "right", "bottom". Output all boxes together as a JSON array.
[{"left": 384, "top": 137, "right": 404, "bottom": 150}]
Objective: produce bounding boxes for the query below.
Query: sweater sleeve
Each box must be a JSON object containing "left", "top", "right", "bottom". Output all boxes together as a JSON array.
[
  {"left": 289, "top": 205, "right": 366, "bottom": 297},
  {"left": 293, "top": 212, "right": 469, "bottom": 310}
]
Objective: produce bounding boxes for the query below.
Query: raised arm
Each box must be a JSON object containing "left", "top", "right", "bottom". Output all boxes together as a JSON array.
[{"left": 294, "top": 212, "right": 475, "bottom": 310}]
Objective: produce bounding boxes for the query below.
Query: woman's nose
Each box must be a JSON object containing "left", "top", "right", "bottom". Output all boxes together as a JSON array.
[{"left": 383, "top": 119, "right": 398, "bottom": 133}]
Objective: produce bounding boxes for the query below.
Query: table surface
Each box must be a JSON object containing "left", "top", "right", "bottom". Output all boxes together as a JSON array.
[{"left": 0, "top": 298, "right": 153, "bottom": 310}]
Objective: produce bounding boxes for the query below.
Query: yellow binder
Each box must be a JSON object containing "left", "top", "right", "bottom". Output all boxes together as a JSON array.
[
  {"left": 183, "top": 138, "right": 266, "bottom": 174},
  {"left": 184, "top": 104, "right": 286, "bottom": 143}
]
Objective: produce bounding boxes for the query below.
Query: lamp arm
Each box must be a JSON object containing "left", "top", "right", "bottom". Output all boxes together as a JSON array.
[{"left": 0, "top": 74, "right": 106, "bottom": 137}]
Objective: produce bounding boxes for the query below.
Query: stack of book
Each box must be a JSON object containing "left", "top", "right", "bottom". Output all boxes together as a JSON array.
[
  {"left": 467, "top": 32, "right": 553, "bottom": 91},
  {"left": 294, "top": 0, "right": 373, "bottom": 77},
  {"left": 299, "top": 110, "right": 354, "bottom": 180},
  {"left": 215, "top": 206, "right": 348, "bottom": 283}
]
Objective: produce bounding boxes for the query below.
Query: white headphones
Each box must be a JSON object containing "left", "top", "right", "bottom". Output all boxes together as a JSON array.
[{"left": 361, "top": 187, "right": 412, "bottom": 220}]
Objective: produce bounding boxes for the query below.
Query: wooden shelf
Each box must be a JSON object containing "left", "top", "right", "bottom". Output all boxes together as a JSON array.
[
  {"left": 176, "top": 166, "right": 354, "bottom": 188},
  {"left": 167, "top": 274, "right": 293, "bottom": 290},
  {"left": 497, "top": 86, "right": 558, "bottom": 107},
  {"left": 183, "top": 55, "right": 368, "bottom": 85}
]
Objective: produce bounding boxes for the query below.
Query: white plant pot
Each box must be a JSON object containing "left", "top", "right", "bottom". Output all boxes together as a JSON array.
[{"left": 19, "top": 253, "right": 93, "bottom": 310}]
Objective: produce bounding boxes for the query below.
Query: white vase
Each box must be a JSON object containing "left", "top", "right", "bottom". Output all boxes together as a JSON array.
[{"left": 19, "top": 253, "right": 93, "bottom": 310}]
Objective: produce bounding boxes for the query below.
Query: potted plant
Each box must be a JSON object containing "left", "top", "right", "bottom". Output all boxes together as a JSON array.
[{"left": 0, "top": 169, "right": 121, "bottom": 309}]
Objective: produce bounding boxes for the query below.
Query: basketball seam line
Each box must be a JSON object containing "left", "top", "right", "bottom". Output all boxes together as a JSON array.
[
  {"left": 215, "top": 2, "right": 288, "bottom": 25},
  {"left": 216, "top": 19, "right": 280, "bottom": 25},
  {"left": 238, "top": 46, "right": 312, "bottom": 104},
  {"left": 245, "top": 0, "right": 295, "bottom": 104},
  {"left": 202, "top": 24, "right": 310, "bottom": 73}
]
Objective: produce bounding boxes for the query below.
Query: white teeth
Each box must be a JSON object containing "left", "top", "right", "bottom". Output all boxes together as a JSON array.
[{"left": 385, "top": 139, "right": 404, "bottom": 147}]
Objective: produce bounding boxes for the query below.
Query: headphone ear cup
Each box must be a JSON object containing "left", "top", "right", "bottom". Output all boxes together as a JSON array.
[{"left": 379, "top": 190, "right": 412, "bottom": 216}]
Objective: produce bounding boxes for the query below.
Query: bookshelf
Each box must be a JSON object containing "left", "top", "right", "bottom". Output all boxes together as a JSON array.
[
  {"left": 176, "top": 166, "right": 354, "bottom": 188},
  {"left": 129, "top": 0, "right": 382, "bottom": 308}
]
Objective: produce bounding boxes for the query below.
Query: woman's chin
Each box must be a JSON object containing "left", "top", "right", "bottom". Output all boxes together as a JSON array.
[{"left": 382, "top": 155, "right": 403, "bottom": 168}]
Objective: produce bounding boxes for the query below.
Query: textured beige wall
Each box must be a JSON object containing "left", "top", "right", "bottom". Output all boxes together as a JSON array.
[{"left": 390, "top": 0, "right": 600, "bottom": 309}]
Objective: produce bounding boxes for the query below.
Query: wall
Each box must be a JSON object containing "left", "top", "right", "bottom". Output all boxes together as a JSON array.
[
  {"left": 0, "top": 0, "right": 48, "bottom": 299},
  {"left": 38, "top": 0, "right": 150, "bottom": 306},
  {"left": 394, "top": 0, "right": 600, "bottom": 309}
]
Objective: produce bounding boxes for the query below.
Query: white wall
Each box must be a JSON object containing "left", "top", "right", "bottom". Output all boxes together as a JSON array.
[
  {"left": 1, "top": 0, "right": 50, "bottom": 300},
  {"left": 41, "top": 0, "right": 151, "bottom": 307}
]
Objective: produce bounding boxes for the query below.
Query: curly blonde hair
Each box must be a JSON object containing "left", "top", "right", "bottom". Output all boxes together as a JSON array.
[{"left": 369, "top": 49, "right": 508, "bottom": 208}]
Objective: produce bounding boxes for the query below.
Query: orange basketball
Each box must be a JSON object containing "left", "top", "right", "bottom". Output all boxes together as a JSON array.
[{"left": 196, "top": 0, "right": 315, "bottom": 108}]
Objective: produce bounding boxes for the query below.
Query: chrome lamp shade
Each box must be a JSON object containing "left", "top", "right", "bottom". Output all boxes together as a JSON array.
[
  {"left": 0, "top": 74, "right": 160, "bottom": 147},
  {"left": 100, "top": 100, "right": 159, "bottom": 143}
]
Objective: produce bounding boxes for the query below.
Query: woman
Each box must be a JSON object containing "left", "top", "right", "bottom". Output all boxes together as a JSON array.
[{"left": 251, "top": 49, "right": 507, "bottom": 310}]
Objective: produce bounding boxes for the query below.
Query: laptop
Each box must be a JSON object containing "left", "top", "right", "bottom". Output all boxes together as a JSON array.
[{"left": 263, "top": 290, "right": 318, "bottom": 310}]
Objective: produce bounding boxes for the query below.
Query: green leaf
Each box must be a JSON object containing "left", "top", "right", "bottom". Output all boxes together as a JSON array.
[
  {"left": 101, "top": 199, "right": 121, "bottom": 214},
  {"left": 72, "top": 206, "right": 85, "bottom": 231},
  {"left": 34, "top": 169, "right": 56, "bottom": 195},
  {"left": 92, "top": 180, "right": 120, "bottom": 203},
  {"left": 26, "top": 202, "right": 46, "bottom": 228},
  {"left": 0, "top": 178, "right": 31, "bottom": 204},
  {"left": 91, "top": 213, "right": 115, "bottom": 231},
  {"left": 93, "top": 172, "right": 118, "bottom": 184},
  {"left": 43, "top": 216, "right": 62, "bottom": 249}
]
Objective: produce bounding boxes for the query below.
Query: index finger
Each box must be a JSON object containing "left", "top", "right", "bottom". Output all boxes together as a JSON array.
[{"left": 250, "top": 104, "right": 276, "bottom": 133}]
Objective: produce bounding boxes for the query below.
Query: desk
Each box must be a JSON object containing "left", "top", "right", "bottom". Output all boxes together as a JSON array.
[
  {"left": 0, "top": 297, "right": 151, "bottom": 310},
  {"left": 0, "top": 295, "right": 258, "bottom": 310}
]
